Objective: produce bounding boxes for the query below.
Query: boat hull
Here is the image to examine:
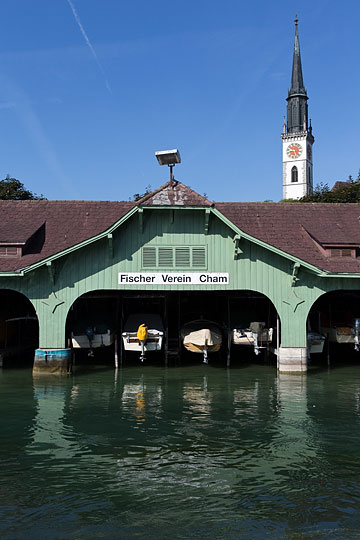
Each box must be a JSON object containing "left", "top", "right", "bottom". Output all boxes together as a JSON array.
[
  {"left": 71, "top": 331, "right": 114, "bottom": 349},
  {"left": 232, "top": 328, "right": 273, "bottom": 346}
]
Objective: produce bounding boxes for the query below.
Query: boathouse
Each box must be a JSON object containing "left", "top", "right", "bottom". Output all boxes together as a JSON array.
[{"left": 0, "top": 179, "right": 359, "bottom": 373}]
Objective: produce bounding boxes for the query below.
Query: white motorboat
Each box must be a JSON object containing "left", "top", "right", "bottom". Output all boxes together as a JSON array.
[
  {"left": 321, "top": 317, "right": 360, "bottom": 351},
  {"left": 307, "top": 331, "right": 326, "bottom": 354},
  {"left": 232, "top": 322, "right": 273, "bottom": 355},
  {"left": 121, "top": 313, "right": 164, "bottom": 358},
  {"left": 181, "top": 319, "right": 222, "bottom": 364},
  {"left": 71, "top": 322, "right": 114, "bottom": 350}
]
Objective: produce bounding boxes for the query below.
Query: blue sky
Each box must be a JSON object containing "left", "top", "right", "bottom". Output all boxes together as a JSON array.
[{"left": 0, "top": 0, "right": 359, "bottom": 202}]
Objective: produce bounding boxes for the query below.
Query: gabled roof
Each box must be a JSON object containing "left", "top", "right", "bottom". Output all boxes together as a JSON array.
[
  {"left": 136, "top": 180, "right": 213, "bottom": 207},
  {"left": 0, "top": 185, "right": 360, "bottom": 276},
  {"left": 215, "top": 202, "right": 360, "bottom": 273}
]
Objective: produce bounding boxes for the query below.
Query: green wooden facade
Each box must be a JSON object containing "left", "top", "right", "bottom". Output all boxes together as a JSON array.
[{"left": 1, "top": 204, "right": 360, "bottom": 371}]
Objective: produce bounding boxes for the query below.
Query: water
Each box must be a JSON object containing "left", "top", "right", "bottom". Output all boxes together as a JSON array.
[{"left": 1, "top": 363, "right": 360, "bottom": 539}]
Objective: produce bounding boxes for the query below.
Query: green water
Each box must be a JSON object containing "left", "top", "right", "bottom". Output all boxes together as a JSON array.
[{"left": 1, "top": 363, "right": 360, "bottom": 539}]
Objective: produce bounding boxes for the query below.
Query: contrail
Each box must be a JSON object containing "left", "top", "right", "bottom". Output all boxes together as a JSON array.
[{"left": 66, "top": 0, "right": 112, "bottom": 94}]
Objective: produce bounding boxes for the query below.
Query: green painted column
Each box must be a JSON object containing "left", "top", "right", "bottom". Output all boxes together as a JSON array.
[
  {"left": 276, "top": 289, "right": 310, "bottom": 373},
  {"left": 32, "top": 291, "right": 71, "bottom": 375}
]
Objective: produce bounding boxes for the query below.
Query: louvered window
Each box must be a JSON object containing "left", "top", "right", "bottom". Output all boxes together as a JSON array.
[
  {"left": 142, "top": 247, "right": 156, "bottom": 267},
  {"left": 330, "top": 248, "right": 354, "bottom": 258},
  {"left": 0, "top": 246, "right": 21, "bottom": 257},
  {"left": 175, "top": 247, "right": 190, "bottom": 267},
  {"left": 142, "top": 246, "right": 206, "bottom": 268},
  {"left": 159, "top": 247, "right": 173, "bottom": 267},
  {"left": 192, "top": 247, "right": 206, "bottom": 267}
]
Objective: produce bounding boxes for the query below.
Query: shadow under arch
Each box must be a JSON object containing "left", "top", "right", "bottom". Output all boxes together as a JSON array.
[
  {"left": 64, "top": 288, "right": 281, "bottom": 368},
  {"left": 65, "top": 289, "right": 120, "bottom": 366},
  {"left": 307, "top": 289, "right": 360, "bottom": 364},
  {"left": 0, "top": 289, "right": 39, "bottom": 367},
  {"left": 225, "top": 289, "right": 280, "bottom": 365}
]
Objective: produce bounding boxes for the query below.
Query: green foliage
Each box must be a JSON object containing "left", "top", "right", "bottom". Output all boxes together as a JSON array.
[
  {"left": 0, "top": 175, "right": 46, "bottom": 200},
  {"left": 131, "top": 184, "right": 152, "bottom": 201},
  {"left": 300, "top": 178, "right": 360, "bottom": 203}
]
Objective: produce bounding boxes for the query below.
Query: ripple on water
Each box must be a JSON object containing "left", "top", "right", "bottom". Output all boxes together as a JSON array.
[{"left": 1, "top": 365, "right": 360, "bottom": 539}]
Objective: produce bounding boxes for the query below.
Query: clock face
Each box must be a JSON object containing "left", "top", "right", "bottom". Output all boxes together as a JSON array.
[{"left": 286, "top": 143, "right": 302, "bottom": 159}]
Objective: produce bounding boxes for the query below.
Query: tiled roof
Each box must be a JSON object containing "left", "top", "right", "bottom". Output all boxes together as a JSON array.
[
  {"left": 215, "top": 202, "right": 360, "bottom": 273},
  {"left": 0, "top": 192, "right": 360, "bottom": 274},
  {"left": 136, "top": 180, "right": 213, "bottom": 207},
  {"left": 0, "top": 200, "right": 134, "bottom": 272}
]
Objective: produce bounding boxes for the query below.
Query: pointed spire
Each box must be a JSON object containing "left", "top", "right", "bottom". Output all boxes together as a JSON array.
[
  {"left": 289, "top": 15, "right": 307, "bottom": 97},
  {"left": 285, "top": 16, "right": 309, "bottom": 133}
]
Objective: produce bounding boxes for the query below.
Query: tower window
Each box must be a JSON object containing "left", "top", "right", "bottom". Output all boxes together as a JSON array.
[{"left": 291, "top": 166, "right": 298, "bottom": 183}]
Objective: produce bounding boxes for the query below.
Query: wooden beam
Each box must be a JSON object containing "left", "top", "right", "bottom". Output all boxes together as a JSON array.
[
  {"left": 107, "top": 233, "right": 113, "bottom": 259},
  {"left": 46, "top": 261, "right": 55, "bottom": 286},
  {"left": 233, "top": 233, "right": 242, "bottom": 259},
  {"left": 291, "top": 262, "right": 301, "bottom": 286},
  {"left": 204, "top": 208, "right": 210, "bottom": 234},
  {"left": 138, "top": 207, "right": 144, "bottom": 233}
]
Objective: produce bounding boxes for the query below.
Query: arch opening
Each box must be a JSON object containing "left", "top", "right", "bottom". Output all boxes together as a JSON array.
[
  {"left": 0, "top": 290, "right": 39, "bottom": 368},
  {"left": 307, "top": 290, "right": 360, "bottom": 365},
  {"left": 66, "top": 289, "right": 280, "bottom": 369}
]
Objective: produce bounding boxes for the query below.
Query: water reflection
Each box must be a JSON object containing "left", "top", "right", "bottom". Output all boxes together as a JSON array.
[{"left": 1, "top": 365, "right": 360, "bottom": 538}]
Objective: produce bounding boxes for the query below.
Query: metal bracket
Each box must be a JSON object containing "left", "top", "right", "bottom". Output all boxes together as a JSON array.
[
  {"left": 46, "top": 261, "right": 55, "bottom": 286},
  {"left": 233, "top": 234, "right": 242, "bottom": 259},
  {"left": 107, "top": 233, "right": 113, "bottom": 259},
  {"left": 291, "top": 262, "right": 301, "bottom": 286},
  {"left": 204, "top": 208, "right": 210, "bottom": 235},
  {"left": 138, "top": 207, "right": 144, "bottom": 234}
]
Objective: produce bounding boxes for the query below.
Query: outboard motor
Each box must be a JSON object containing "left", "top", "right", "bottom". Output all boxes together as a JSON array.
[
  {"left": 354, "top": 318, "right": 360, "bottom": 352},
  {"left": 86, "top": 326, "right": 95, "bottom": 357},
  {"left": 249, "top": 322, "right": 265, "bottom": 356}
]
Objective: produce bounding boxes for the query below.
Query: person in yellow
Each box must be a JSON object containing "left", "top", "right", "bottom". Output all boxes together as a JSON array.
[{"left": 137, "top": 324, "right": 148, "bottom": 362}]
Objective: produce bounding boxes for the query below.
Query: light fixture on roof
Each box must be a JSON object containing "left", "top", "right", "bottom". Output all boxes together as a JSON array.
[{"left": 155, "top": 149, "right": 181, "bottom": 186}]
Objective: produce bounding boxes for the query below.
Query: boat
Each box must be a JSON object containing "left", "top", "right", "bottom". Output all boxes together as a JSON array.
[
  {"left": 121, "top": 313, "right": 164, "bottom": 360},
  {"left": 232, "top": 321, "right": 273, "bottom": 355},
  {"left": 71, "top": 322, "right": 114, "bottom": 356},
  {"left": 307, "top": 331, "right": 326, "bottom": 354},
  {"left": 321, "top": 318, "right": 360, "bottom": 352},
  {"left": 181, "top": 319, "right": 222, "bottom": 364}
]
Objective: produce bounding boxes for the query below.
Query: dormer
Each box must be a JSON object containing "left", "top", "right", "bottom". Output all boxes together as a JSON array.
[
  {"left": 0, "top": 244, "right": 24, "bottom": 257},
  {"left": 322, "top": 244, "right": 359, "bottom": 259},
  {"left": 0, "top": 222, "right": 46, "bottom": 259}
]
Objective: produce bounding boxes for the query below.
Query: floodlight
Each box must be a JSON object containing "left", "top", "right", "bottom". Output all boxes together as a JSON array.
[
  {"left": 155, "top": 149, "right": 181, "bottom": 166},
  {"left": 155, "top": 149, "right": 181, "bottom": 185}
]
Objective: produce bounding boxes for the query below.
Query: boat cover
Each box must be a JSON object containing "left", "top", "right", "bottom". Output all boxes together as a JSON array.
[{"left": 181, "top": 321, "right": 222, "bottom": 347}]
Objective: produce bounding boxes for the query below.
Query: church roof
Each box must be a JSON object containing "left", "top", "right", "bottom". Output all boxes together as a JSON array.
[{"left": 288, "top": 17, "right": 307, "bottom": 98}]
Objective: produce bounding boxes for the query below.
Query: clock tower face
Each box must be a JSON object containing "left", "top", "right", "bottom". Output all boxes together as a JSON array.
[{"left": 286, "top": 143, "right": 302, "bottom": 159}]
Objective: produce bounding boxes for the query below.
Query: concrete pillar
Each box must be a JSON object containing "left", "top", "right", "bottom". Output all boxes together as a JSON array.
[
  {"left": 277, "top": 347, "right": 308, "bottom": 373},
  {"left": 33, "top": 349, "right": 72, "bottom": 375}
]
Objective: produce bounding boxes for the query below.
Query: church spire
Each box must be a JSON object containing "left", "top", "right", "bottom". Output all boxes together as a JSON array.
[
  {"left": 289, "top": 15, "right": 306, "bottom": 96},
  {"left": 286, "top": 16, "right": 309, "bottom": 133},
  {"left": 281, "top": 17, "right": 314, "bottom": 200}
]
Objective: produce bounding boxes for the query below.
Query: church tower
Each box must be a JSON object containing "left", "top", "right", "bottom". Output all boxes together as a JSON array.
[{"left": 281, "top": 17, "right": 314, "bottom": 200}]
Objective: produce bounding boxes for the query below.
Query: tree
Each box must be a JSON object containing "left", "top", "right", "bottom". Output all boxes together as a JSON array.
[
  {"left": 300, "top": 176, "right": 360, "bottom": 203},
  {"left": 0, "top": 175, "right": 46, "bottom": 200}
]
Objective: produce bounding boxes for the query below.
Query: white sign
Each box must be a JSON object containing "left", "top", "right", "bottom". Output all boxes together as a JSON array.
[{"left": 118, "top": 272, "right": 229, "bottom": 285}]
